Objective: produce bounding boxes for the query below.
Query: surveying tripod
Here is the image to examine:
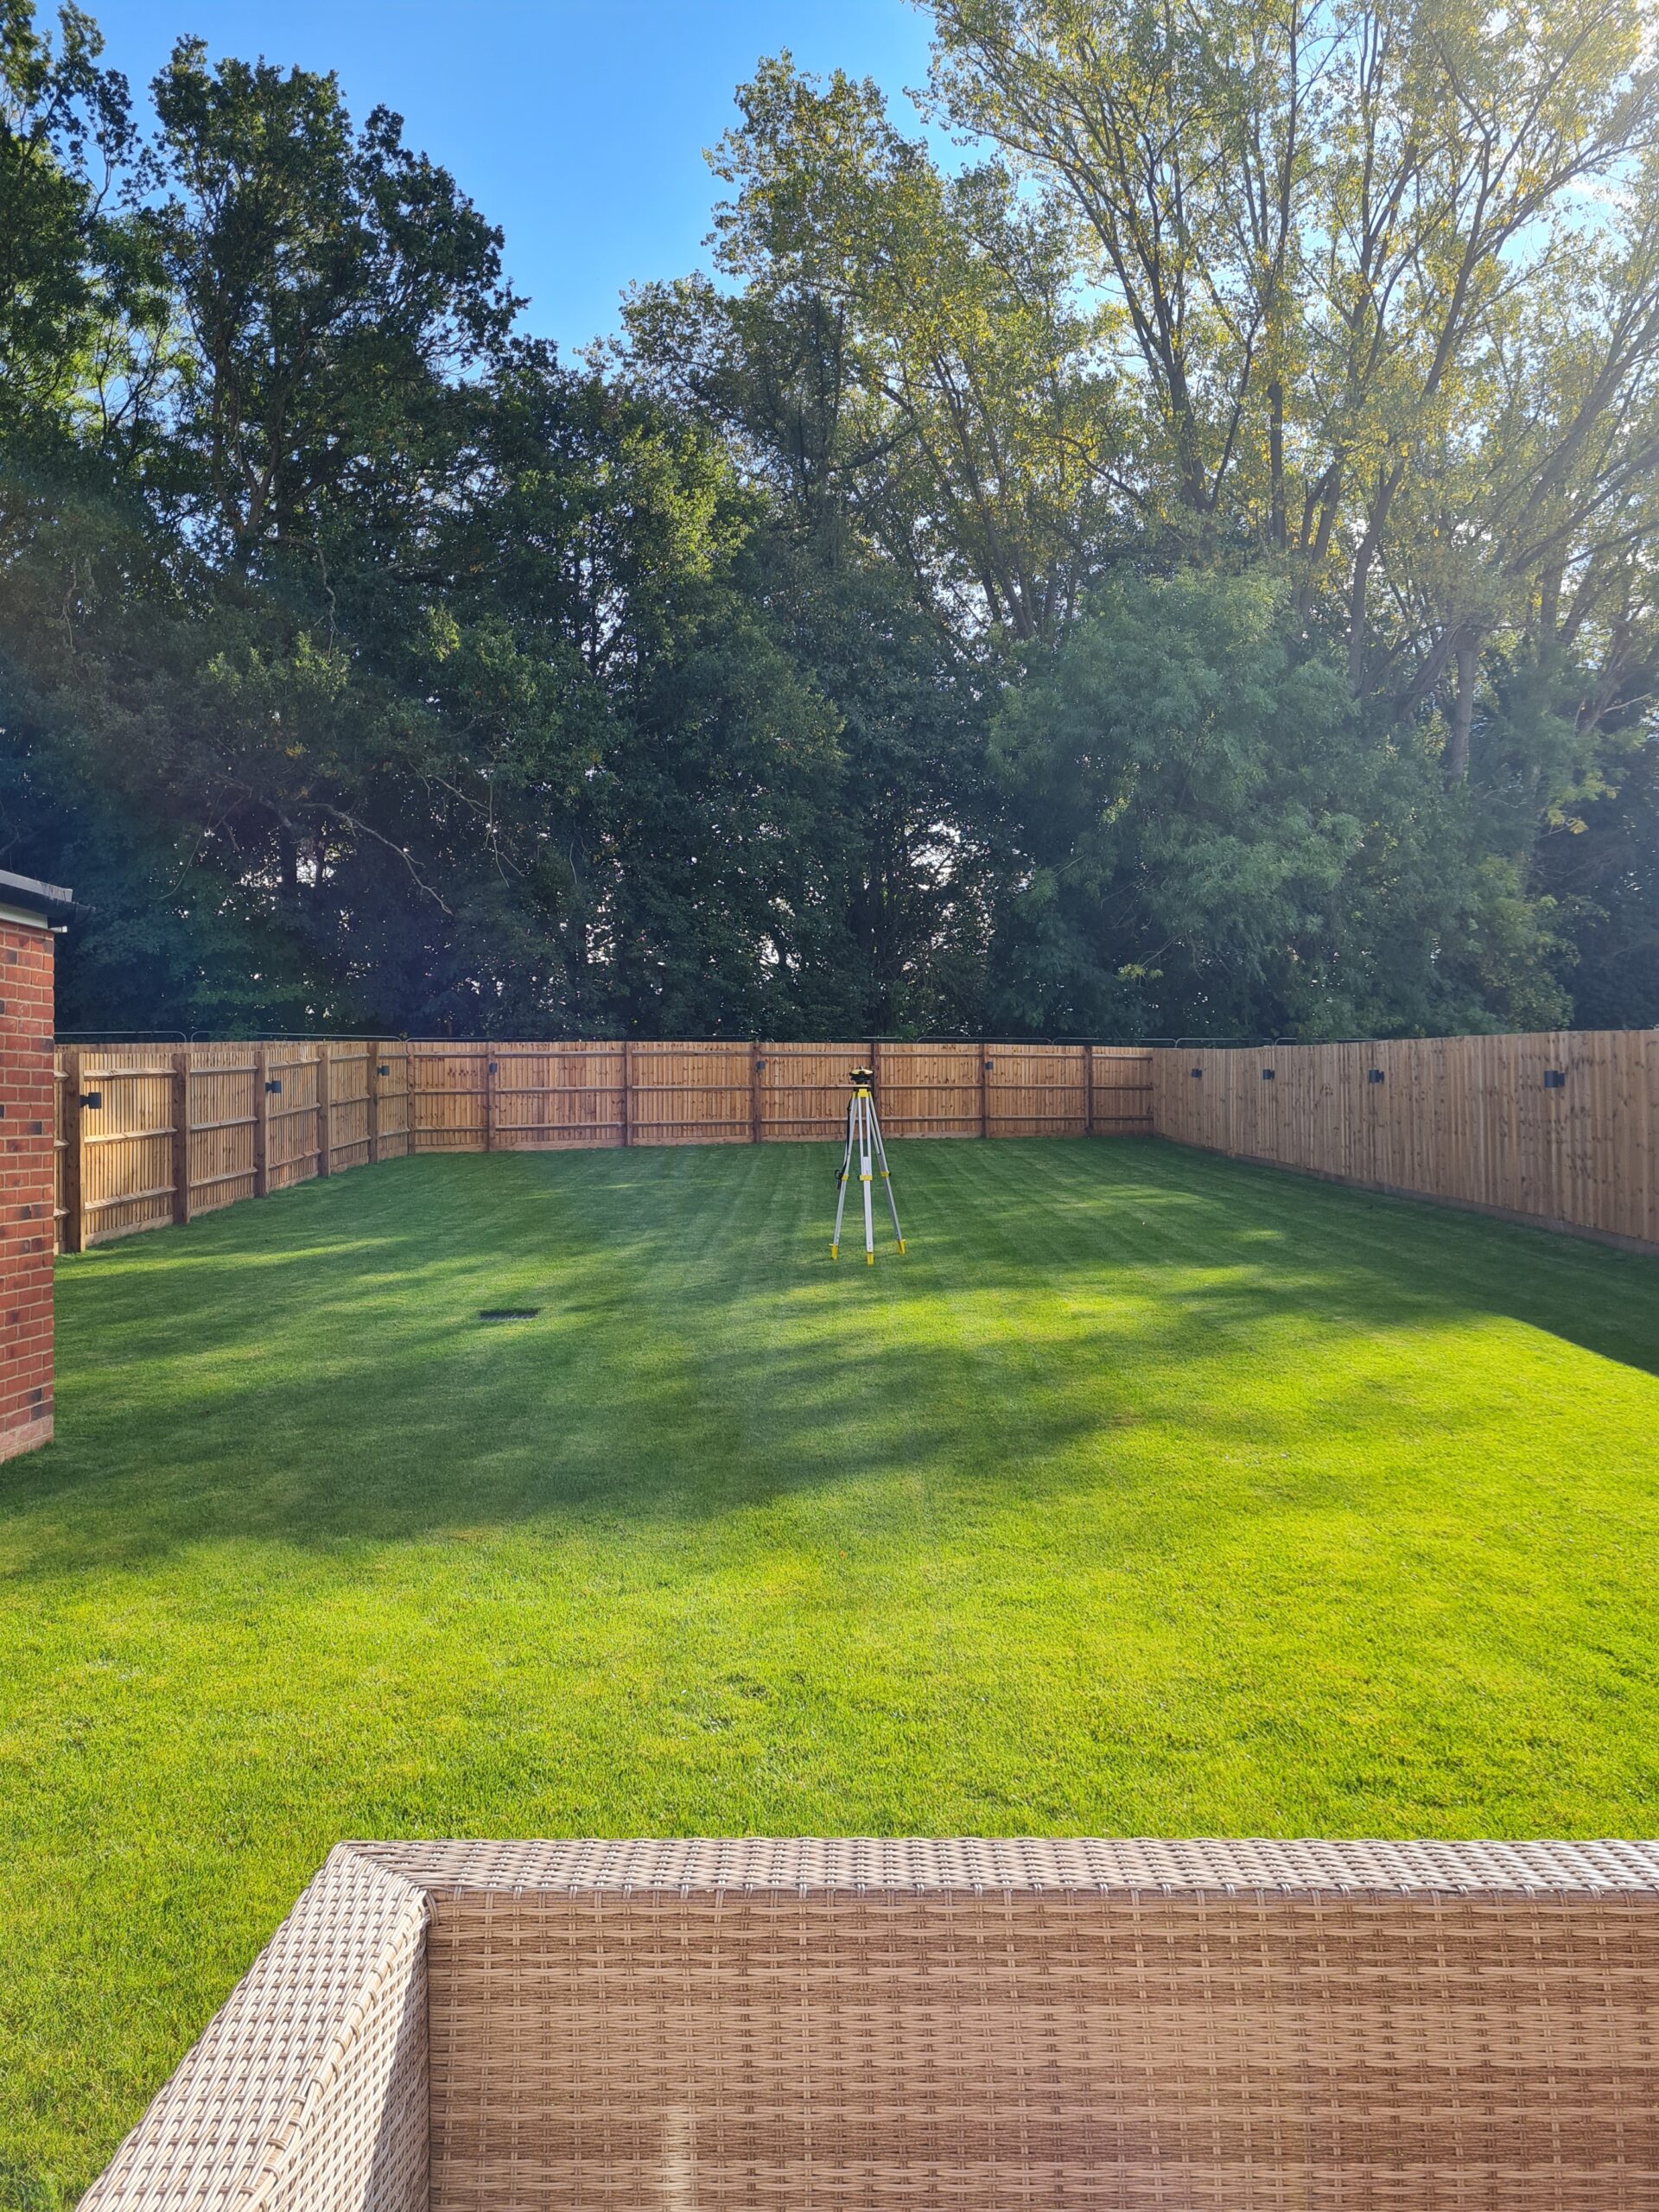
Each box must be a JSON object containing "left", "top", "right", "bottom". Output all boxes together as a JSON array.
[{"left": 832, "top": 1067, "right": 906, "bottom": 1263}]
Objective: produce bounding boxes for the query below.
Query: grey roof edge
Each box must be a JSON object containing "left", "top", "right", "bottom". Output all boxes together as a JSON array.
[{"left": 0, "top": 867, "right": 76, "bottom": 918}]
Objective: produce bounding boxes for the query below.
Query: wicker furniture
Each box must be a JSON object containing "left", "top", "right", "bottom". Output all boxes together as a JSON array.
[{"left": 81, "top": 1837, "right": 1659, "bottom": 2210}]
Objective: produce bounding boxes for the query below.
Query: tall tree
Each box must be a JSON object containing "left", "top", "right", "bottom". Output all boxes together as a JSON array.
[
  {"left": 988, "top": 566, "right": 1573, "bottom": 1039},
  {"left": 627, "top": 56, "right": 1125, "bottom": 642},
  {"left": 0, "top": 0, "right": 162, "bottom": 454},
  {"left": 145, "top": 38, "right": 518, "bottom": 574},
  {"left": 925, "top": 0, "right": 1659, "bottom": 702}
]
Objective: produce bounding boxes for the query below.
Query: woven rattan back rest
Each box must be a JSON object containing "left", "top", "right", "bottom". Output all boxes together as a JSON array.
[{"left": 397, "top": 1839, "right": 1659, "bottom": 2212}]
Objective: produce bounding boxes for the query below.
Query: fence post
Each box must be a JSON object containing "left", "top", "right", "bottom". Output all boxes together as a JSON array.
[
  {"left": 870, "top": 1038, "right": 881, "bottom": 1111},
  {"left": 60, "top": 1046, "right": 84, "bottom": 1254},
  {"left": 170, "top": 1050, "right": 193, "bottom": 1225},
  {"left": 1084, "top": 1045, "right": 1096, "bottom": 1138},
  {"left": 252, "top": 1047, "right": 270, "bottom": 1197},
  {"left": 979, "top": 1041, "right": 989, "bottom": 1140},
  {"left": 620, "top": 1040, "right": 632, "bottom": 1148},
  {"left": 485, "top": 1051, "right": 498, "bottom": 1151},
  {"left": 751, "top": 1040, "right": 763, "bottom": 1143},
  {"left": 315, "top": 1046, "right": 332, "bottom": 1177},
  {"left": 393, "top": 1046, "right": 410, "bottom": 1158},
  {"left": 365, "top": 1046, "right": 380, "bottom": 1165}
]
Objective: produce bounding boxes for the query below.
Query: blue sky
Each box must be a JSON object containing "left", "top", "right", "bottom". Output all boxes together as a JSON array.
[{"left": 83, "top": 0, "right": 942, "bottom": 351}]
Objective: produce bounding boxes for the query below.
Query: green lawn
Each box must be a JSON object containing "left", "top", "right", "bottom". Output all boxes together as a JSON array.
[{"left": 4, "top": 1136, "right": 1659, "bottom": 2202}]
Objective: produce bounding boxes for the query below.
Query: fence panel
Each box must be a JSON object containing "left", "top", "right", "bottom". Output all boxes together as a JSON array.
[
  {"left": 760, "top": 1042, "right": 871, "bottom": 1141},
  {"left": 1152, "top": 1032, "right": 1659, "bottom": 1253},
  {"left": 262, "top": 1048, "right": 321, "bottom": 1191},
  {"left": 493, "top": 1043, "right": 626, "bottom": 1148},
  {"left": 410, "top": 1047, "right": 488, "bottom": 1153},
  {"left": 982, "top": 1044, "right": 1086, "bottom": 1138},
  {"left": 1090, "top": 1046, "right": 1155, "bottom": 1135},
  {"left": 187, "top": 1058, "right": 257, "bottom": 1217},
  {"left": 372, "top": 1046, "right": 411, "bottom": 1161},
  {"left": 628, "top": 1042, "right": 752, "bottom": 1145},
  {"left": 878, "top": 1043, "right": 982, "bottom": 1137},
  {"left": 325, "top": 1045, "right": 372, "bottom": 1174},
  {"left": 75, "top": 1060, "right": 175, "bottom": 1243}
]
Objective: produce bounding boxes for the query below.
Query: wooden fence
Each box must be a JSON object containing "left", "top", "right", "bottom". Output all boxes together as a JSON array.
[
  {"left": 52, "top": 1030, "right": 1659, "bottom": 1258},
  {"left": 55, "top": 1043, "right": 414, "bottom": 1251},
  {"left": 1154, "top": 1031, "right": 1659, "bottom": 1255},
  {"left": 54, "top": 1041, "right": 1153, "bottom": 1249}
]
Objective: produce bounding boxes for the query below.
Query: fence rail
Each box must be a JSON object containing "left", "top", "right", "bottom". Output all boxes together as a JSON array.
[{"left": 53, "top": 1040, "right": 1154, "bottom": 1249}]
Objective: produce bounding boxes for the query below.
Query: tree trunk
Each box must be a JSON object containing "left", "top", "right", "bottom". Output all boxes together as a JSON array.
[
  {"left": 278, "top": 818, "right": 299, "bottom": 906},
  {"left": 1348, "top": 462, "right": 1405, "bottom": 696},
  {"left": 1347, "top": 536, "right": 1375, "bottom": 693},
  {"left": 1445, "top": 636, "right": 1478, "bottom": 785},
  {"left": 1538, "top": 560, "right": 1563, "bottom": 650}
]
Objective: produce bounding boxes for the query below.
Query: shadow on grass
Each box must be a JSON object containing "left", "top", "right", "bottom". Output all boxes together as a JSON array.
[{"left": 4, "top": 1140, "right": 1656, "bottom": 1573}]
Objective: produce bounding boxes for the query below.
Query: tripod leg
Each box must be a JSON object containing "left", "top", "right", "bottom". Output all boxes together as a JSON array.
[
  {"left": 831, "top": 1095, "right": 855, "bottom": 1257},
  {"left": 869, "top": 1103, "right": 905, "bottom": 1252},
  {"left": 860, "top": 1094, "right": 876, "bottom": 1263}
]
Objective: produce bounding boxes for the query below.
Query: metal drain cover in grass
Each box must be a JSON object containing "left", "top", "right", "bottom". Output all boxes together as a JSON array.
[{"left": 478, "top": 1307, "right": 541, "bottom": 1320}]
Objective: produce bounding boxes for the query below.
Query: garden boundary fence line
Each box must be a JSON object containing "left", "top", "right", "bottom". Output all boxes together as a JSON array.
[
  {"left": 54, "top": 1041, "right": 415, "bottom": 1250},
  {"left": 51, "top": 1030, "right": 1659, "bottom": 1258},
  {"left": 1156, "top": 1030, "right": 1659, "bottom": 1255},
  {"left": 53, "top": 1041, "right": 1154, "bottom": 1249}
]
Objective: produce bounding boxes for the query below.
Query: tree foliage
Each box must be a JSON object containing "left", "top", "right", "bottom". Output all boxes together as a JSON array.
[{"left": 1, "top": 0, "right": 1655, "bottom": 1039}]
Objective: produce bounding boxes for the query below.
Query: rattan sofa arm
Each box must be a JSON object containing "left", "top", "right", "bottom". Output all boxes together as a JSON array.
[{"left": 79, "top": 1845, "right": 429, "bottom": 2212}]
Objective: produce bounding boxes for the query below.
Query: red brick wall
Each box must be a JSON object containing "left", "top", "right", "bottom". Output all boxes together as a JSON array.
[{"left": 1, "top": 918, "right": 54, "bottom": 1460}]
